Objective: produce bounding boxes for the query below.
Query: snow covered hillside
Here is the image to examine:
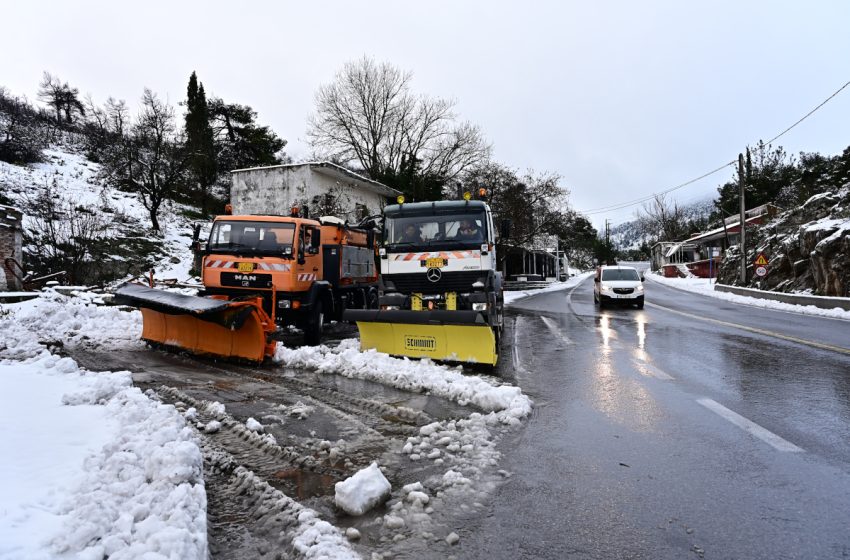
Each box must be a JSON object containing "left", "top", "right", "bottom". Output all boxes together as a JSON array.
[{"left": 0, "top": 142, "right": 197, "bottom": 286}]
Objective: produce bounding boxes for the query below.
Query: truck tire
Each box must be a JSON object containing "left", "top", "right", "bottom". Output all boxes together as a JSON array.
[{"left": 304, "top": 299, "right": 324, "bottom": 346}]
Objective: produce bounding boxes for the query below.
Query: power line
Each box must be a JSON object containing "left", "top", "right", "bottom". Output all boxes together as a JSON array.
[{"left": 578, "top": 78, "right": 850, "bottom": 216}]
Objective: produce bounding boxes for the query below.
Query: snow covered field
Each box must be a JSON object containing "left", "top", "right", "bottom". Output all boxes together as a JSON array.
[{"left": 647, "top": 273, "right": 850, "bottom": 320}]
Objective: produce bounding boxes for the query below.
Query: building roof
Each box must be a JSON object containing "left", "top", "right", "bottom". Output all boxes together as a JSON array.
[{"left": 229, "top": 161, "right": 401, "bottom": 198}]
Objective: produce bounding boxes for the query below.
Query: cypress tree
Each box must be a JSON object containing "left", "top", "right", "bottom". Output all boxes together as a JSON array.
[{"left": 185, "top": 72, "right": 217, "bottom": 215}]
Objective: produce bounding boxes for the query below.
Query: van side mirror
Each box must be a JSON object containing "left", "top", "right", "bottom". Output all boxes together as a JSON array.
[{"left": 594, "top": 277, "right": 600, "bottom": 283}]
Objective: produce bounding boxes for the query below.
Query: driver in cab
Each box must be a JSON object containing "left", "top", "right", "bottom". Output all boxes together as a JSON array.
[
  {"left": 397, "top": 223, "right": 422, "bottom": 244},
  {"left": 455, "top": 219, "right": 483, "bottom": 243}
]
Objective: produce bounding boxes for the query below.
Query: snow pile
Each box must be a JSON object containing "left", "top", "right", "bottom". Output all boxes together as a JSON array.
[
  {"left": 504, "top": 272, "right": 592, "bottom": 304},
  {"left": 1, "top": 288, "right": 143, "bottom": 355},
  {"left": 334, "top": 462, "right": 392, "bottom": 516},
  {"left": 647, "top": 274, "right": 850, "bottom": 320},
  {"left": 0, "top": 350, "right": 206, "bottom": 559},
  {"left": 274, "top": 339, "right": 531, "bottom": 425}
]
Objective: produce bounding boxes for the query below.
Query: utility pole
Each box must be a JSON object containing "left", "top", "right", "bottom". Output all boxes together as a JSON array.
[{"left": 738, "top": 153, "right": 747, "bottom": 285}]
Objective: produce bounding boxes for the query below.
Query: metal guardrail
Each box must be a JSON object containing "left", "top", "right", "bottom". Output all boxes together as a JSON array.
[
  {"left": 504, "top": 281, "right": 556, "bottom": 291},
  {"left": 715, "top": 284, "right": 850, "bottom": 312}
]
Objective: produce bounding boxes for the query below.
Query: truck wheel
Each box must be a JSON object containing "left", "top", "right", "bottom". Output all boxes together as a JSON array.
[
  {"left": 304, "top": 299, "right": 324, "bottom": 346},
  {"left": 366, "top": 289, "right": 379, "bottom": 309}
]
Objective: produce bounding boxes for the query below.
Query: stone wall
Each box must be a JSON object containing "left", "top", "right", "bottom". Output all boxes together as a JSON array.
[{"left": 0, "top": 204, "right": 24, "bottom": 291}]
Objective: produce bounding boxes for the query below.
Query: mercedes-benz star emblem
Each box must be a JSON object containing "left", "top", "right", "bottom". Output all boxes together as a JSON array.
[{"left": 426, "top": 268, "right": 442, "bottom": 282}]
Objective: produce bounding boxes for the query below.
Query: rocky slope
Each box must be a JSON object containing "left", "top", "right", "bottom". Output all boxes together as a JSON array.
[{"left": 717, "top": 187, "right": 850, "bottom": 296}]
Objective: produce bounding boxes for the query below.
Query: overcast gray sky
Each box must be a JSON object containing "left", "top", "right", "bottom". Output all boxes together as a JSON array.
[{"left": 3, "top": 0, "right": 849, "bottom": 228}]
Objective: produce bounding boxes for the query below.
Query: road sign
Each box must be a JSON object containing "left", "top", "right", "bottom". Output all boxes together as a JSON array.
[
  {"left": 754, "top": 253, "right": 768, "bottom": 266},
  {"left": 755, "top": 265, "right": 768, "bottom": 277}
]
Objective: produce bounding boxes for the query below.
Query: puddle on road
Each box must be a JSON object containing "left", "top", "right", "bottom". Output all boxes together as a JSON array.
[{"left": 270, "top": 468, "right": 336, "bottom": 500}]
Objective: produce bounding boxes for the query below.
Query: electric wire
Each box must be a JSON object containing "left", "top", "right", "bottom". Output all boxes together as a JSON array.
[{"left": 578, "top": 79, "right": 850, "bottom": 216}]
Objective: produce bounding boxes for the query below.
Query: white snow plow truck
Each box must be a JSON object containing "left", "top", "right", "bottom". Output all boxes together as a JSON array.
[{"left": 344, "top": 193, "right": 504, "bottom": 366}]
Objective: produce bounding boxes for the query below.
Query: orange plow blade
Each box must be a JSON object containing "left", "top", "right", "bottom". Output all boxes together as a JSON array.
[{"left": 115, "top": 283, "right": 276, "bottom": 363}]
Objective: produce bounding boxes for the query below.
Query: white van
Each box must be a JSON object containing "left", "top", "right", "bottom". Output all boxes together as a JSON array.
[{"left": 593, "top": 265, "right": 645, "bottom": 309}]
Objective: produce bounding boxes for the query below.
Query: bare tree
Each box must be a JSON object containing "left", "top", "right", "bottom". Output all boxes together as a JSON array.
[
  {"left": 37, "top": 72, "right": 85, "bottom": 124},
  {"left": 307, "top": 56, "right": 490, "bottom": 187},
  {"left": 637, "top": 193, "right": 688, "bottom": 242},
  {"left": 101, "top": 89, "right": 186, "bottom": 231}
]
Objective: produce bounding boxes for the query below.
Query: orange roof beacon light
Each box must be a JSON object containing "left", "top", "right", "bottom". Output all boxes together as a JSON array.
[
  {"left": 290, "top": 205, "right": 300, "bottom": 217},
  {"left": 478, "top": 187, "right": 487, "bottom": 198},
  {"left": 224, "top": 203, "right": 233, "bottom": 215},
  {"left": 397, "top": 195, "right": 405, "bottom": 205}
]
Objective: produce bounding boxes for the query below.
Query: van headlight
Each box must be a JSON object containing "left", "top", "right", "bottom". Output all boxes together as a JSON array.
[
  {"left": 600, "top": 284, "right": 613, "bottom": 292},
  {"left": 636, "top": 285, "right": 644, "bottom": 292}
]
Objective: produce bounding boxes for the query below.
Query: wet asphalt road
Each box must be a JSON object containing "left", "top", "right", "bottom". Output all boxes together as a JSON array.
[{"left": 462, "top": 276, "right": 850, "bottom": 560}]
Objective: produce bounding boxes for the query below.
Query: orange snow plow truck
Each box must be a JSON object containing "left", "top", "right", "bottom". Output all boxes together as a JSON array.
[{"left": 115, "top": 212, "right": 379, "bottom": 363}]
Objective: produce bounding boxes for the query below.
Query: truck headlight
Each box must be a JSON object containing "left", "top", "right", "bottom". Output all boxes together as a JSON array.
[
  {"left": 278, "top": 300, "right": 291, "bottom": 309},
  {"left": 381, "top": 305, "right": 400, "bottom": 310},
  {"left": 472, "top": 302, "right": 488, "bottom": 311}
]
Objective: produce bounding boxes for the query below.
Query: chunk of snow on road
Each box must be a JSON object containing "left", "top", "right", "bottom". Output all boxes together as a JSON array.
[
  {"left": 245, "top": 417, "right": 264, "bottom": 432},
  {"left": 280, "top": 400, "right": 316, "bottom": 419},
  {"left": 334, "top": 462, "right": 392, "bottom": 516},
  {"left": 204, "top": 420, "right": 221, "bottom": 433},
  {"left": 206, "top": 401, "right": 226, "bottom": 416},
  {"left": 446, "top": 532, "right": 460, "bottom": 545}
]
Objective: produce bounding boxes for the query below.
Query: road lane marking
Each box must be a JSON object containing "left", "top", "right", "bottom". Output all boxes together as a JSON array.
[
  {"left": 697, "top": 398, "right": 803, "bottom": 453},
  {"left": 633, "top": 359, "right": 674, "bottom": 380},
  {"left": 646, "top": 301, "right": 850, "bottom": 356},
  {"left": 512, "top": 316, "right": 527, "bottom": 374},
  {"left": 541, "top": 316, "right": 574, "bottom": 345}
]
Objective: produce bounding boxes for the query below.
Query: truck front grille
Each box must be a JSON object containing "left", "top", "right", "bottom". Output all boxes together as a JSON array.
[{"left": 384, "top": 271, "right": 483, "bottom": 295}]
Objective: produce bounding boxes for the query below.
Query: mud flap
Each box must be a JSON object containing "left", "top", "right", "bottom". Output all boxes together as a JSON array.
[
  {"left": 344, "top": 309, "right": 498, "bottom": 365},
  {"left": 115, "top": 283, "right": 275, "bottom": 362}
]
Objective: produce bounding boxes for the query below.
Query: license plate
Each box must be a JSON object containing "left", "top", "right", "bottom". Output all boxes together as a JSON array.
[
  {"left": 237, "top": 262, "right": 255, "bottom": 273},
  {"left": 424, "top": 258, "right": 447, "bottom": 268}
]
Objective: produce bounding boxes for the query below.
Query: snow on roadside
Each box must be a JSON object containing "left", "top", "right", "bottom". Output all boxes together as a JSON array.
[
  {"left": 503, "top": 272, "right": 592, "bottom": 305},
  {"left": 274, "top": 339, "right": 531, "bottom": 425},
  {"left": 0, "top": 302, "right": 206, "bottom": 559},
  {"left": 646, "top": 273, "right": 850, "bottom": 320},
  {"left": 0, "top": 289, "right": 143, "bottom": 356}
]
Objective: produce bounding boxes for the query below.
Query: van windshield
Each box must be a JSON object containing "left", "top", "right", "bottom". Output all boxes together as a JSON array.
[
  {"left": 601, "top": 268, "right": 640, "bottom": 281},
  {"left": 208, "top": 221, "right": 295, "bottom": 256}
]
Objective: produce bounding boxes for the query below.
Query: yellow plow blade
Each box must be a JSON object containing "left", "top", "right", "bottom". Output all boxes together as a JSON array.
[{"left": 345, "top": 309, "right": 498, "bottom": 365}]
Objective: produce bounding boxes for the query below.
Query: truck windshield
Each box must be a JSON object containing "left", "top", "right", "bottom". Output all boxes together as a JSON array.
[
  {"left": 208, "top": 221, "right": 296, "bottom": 256},
  {"left": 384, "top": 211, "right": 487, "bottom": 249}
]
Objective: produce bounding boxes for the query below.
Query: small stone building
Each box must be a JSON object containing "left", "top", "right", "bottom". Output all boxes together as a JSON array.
[
  {"left": 0, "top": 204, "right": 24, "bottom": 291},
  {"left": 230, "top": 162, "right": 401, "bottom": 222}
]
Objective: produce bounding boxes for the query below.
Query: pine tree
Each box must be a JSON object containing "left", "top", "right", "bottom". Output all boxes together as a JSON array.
[{"left": 184, "top": 72, "right": 217, "bottom": 215}]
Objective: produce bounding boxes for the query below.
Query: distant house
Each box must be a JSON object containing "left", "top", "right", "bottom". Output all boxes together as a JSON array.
[
  {"left": 230, "top": 162, "right": 401, "bottom": 222},
  {"left": 0, "top": 204, "right": 24, "bottom": 291},
  {"left": 652, "top": 204, "right": 780, "bottom": 278}
]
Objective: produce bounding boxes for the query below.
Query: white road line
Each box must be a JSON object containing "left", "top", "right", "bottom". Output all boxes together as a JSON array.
[
  {"left": 633, "top": 360, "right": 674, "bottom": 380},
  {"left": 512, "top": 316, "right": 526, "bottom": 373},
  {"left": 697, "top": 398, "right": 803, "bottom": 453},
  {"left": 541, "top": 316, "right": 573, "bottom": 345}
]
